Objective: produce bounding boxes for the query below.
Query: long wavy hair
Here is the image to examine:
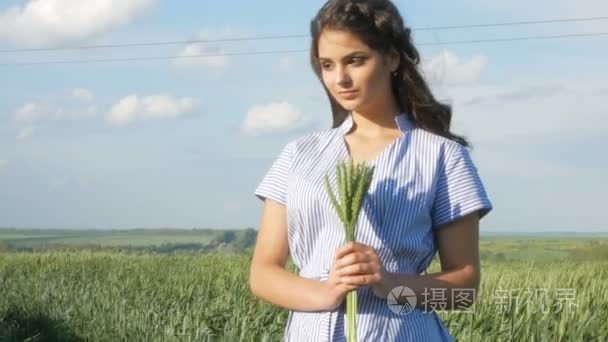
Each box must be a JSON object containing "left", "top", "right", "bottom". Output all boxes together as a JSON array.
[{"left": 310, "top": 0, "right": 471, "bottom": 148}]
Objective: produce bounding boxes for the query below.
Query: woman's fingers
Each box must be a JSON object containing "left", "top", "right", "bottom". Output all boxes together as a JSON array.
[
  {"left": 337, "top": 262, "right": 376, "bottom": 276},
  {"left": 341, "top": 273, "right": 382, "bottom": 286},
  {"left": 332, "top": 244, "right": 386, "bottom": 287},
  {"left": 335, "top": 251, "right": 369, "bottom": 268}
]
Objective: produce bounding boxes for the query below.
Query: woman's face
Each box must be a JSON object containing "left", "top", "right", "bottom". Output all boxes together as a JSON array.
[{"left": 317, "top": 28, "right": 398, "bottom": 113}]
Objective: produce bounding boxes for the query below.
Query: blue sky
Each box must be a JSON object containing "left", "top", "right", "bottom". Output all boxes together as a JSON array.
[{"left": 0, "top": 0, "right": 606, "bottom": 232}]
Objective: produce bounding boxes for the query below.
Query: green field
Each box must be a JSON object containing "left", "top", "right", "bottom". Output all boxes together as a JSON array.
[
  {"left": 1, "top": 230, "right": 607, "bottom": 341},
  {"left": 0, "top": 229, "right": 218, "bottom": 248}
]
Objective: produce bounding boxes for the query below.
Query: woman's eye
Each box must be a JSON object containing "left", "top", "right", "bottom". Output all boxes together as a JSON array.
[{"left": 351, "top": 57, "right": 365, "bottom": 65}]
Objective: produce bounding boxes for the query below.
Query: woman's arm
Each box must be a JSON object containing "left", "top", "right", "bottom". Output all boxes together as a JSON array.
[
  {"left": 374, "top": 212, "right": 481, "bottom": 311},
  {"left": 249, "top": 198, "right": 328, "bottom": 312}
]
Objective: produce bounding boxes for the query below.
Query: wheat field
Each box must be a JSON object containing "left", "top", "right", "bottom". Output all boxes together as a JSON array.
[{"left": 1, "top": 249, "right": 607, "bottom": 341}]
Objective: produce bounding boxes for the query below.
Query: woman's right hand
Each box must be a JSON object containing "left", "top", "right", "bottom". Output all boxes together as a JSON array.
[{"left": 318, "top": 258, "right": 359, "bottom": 311}]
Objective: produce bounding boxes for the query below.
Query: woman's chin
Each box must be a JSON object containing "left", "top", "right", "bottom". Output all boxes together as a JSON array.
[{"left": 338, "top": 99, "right": 363, "bottom": 112}]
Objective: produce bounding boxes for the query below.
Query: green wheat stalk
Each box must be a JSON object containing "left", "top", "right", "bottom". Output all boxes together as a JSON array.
[{"left": 323, "top": 158, "right": 375, "bottom": 342}]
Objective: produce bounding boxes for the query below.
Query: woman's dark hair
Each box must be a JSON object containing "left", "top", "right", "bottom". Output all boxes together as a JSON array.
[{"left": 310, "top": 0, "right": 471, "bottom": 148}]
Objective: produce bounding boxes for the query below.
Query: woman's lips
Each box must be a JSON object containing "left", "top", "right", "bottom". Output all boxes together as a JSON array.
[{"left": 338, "top": 90, "right": 358, "bottom": 99}]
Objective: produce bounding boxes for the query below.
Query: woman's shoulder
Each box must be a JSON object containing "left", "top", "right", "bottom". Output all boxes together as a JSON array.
[
  {"left": 286, "top": 126, "right": 340, "bottom": 156},
  {"left": 410, "top": 127, "right": 469, "bottom": 157},
  {"left": 408, "top": 128, "right": 482, "bottom": 180}
]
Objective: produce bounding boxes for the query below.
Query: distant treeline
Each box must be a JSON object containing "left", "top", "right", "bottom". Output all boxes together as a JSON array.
[
  {"left": 0, "top": 227, "right": 249, "bottom": 233},
  {"left": 0, "top": 228, "right": 257, "bottom": 255}
]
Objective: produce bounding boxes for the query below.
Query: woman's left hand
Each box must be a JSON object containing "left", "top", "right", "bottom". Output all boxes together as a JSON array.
[{"left": 334, "top": 241, "right": 393, "bottom": 299}]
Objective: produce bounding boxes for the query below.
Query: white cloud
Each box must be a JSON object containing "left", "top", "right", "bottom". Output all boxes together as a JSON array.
[
  {"left": 421, "top": 49, "right": 488, "bottom": 86},
  {"left": 460, "top": 84, "right": 565, "bottom": 107},
  {"left": 241, "top": 101, "right": 309, "bottom": 136},
  {"left": 71, "top": 88, "right": 94, "bottom": 102},
  {"left": 15, "top": 103, "right": 45, "bottom": 124},
  {"left": 172, "top": 27, "right": 234, "bottom": 70},
  {"left": 141, "top": 95, "right": 196, "bottom": 119},
  {"left": 107, "top": 95, "right": 139, "bottom": 127},
  {"left": 0, "top": 159, "right": 8, "bottom": 170},
  {"left": 13, "top": 88, "right": 99, "bottom": 125},
  {"left": 17, "top": 126, "right": 35, "bottom": 141},
  {"left": 0, "top": 0, "right": 156, "bottom": 48},
  {"left": 106, "top": 94, "right": 197, "bottom": 127},
  {"left": 12, "top": 89, "right": 196, "bottom": 136},
  {"left": 428, "top": 75, "right": 606, "bottom": 146}
]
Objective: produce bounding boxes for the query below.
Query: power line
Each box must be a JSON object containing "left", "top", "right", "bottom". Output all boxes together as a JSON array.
[
  {"left": 413, "top": 16, "right": 608, "bottom": 31},
  {"left": 416, "top": 31, "right": 608, "bottom": 46},
  {"left": 0, "top": 16, "right": 606, "bottom": 54},
  {"left": 0, "top": 34, "right": 310, "bottom": 54},
  {"left": 1, "top": 31, "right": 606, "bottom": 67}
]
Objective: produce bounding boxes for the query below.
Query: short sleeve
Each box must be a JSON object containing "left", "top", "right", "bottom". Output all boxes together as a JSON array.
[
  {"left": 431, "top": 143, "right": 493, "bottom": 230},
  {"left": 253, "top": 141, "right": 295, "bottom": 206}
]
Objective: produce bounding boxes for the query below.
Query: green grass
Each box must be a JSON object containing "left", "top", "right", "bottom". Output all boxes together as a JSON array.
[
  {"left": 436, "top": 260, "right": 608, "bottom": 341},
  {"left": 0, "top": 251, "right": 286, "bottom": 342},
  {"left": 1, "top": 233, "right": 608, "bottom": 341},
  {"left": 477, "top": 237, "right": 608, "bottom": 263}
]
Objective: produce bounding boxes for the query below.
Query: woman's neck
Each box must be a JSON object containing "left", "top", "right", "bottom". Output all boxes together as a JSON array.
[{"left": 350, "top": 100, "right": 401, "bottom": 138}]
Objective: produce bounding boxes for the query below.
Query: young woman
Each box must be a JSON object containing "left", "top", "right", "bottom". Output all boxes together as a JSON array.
[{"left": 250, "top": 0, "right": 493, "bottom": 341}]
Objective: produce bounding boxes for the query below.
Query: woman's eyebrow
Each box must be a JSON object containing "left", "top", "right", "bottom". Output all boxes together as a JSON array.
[{"left": 318, "top": 51, "right": 368, "bottom": 62}]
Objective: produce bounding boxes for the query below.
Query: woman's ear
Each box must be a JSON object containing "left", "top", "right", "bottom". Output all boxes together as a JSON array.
[{"left": 386, "top": 47, "right": 400, "bottom": 73}]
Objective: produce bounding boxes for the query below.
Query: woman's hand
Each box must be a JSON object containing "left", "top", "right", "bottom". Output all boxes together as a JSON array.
[
  {"left": 319, "top": 241, "right": 393, "bottom": 310},
  {"left": 334, "top": 241, "right": 392, "bottom": 299},
  {"left": 319, "top": 258, "right": 360, "bottom": 311}
]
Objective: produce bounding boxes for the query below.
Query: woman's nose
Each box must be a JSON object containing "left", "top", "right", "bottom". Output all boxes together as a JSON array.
[{"left": 335, "top": 66, "right": 352, "bottom": 86}]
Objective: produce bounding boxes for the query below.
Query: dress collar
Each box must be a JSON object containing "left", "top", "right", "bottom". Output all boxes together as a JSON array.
[{"left": 337, "top": 111, "right": 415, "bottom": 136}]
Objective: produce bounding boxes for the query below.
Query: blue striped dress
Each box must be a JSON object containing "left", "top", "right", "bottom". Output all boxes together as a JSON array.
[{"left": 254, "top": 111, "right": 493, "bottom": 341}]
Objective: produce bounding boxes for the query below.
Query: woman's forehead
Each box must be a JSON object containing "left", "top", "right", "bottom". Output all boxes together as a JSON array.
[{"left": 318, "top": 29, "right": 371, "bottom": 59}]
